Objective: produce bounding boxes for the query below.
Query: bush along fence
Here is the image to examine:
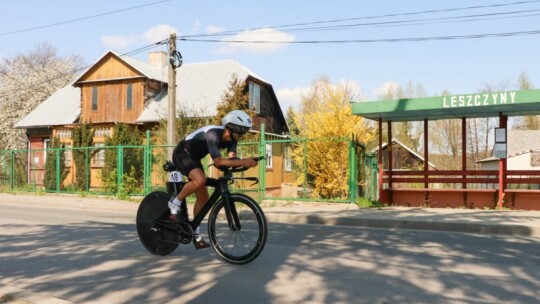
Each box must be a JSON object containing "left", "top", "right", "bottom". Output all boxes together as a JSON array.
[{"left": 0, "top": 126, "right": 366, "bottom": 203}]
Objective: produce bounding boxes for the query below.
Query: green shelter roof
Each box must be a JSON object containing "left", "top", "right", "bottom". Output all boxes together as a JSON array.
[{"left": 352, "top": 89, "right": 540, "bottom": 122}]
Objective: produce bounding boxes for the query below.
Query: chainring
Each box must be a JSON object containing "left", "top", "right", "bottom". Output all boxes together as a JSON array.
[{"left": 177, "top": 222, "right": 193, "bottom": 244}]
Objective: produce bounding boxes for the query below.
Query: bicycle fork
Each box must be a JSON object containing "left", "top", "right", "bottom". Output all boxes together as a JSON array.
[{"left": 222, "top": 192, "right": 241, "bottom": 231}]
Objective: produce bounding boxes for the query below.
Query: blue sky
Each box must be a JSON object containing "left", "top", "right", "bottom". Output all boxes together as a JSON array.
[{"left": 2, "top": 0, "right": 540, "bottom": 111}]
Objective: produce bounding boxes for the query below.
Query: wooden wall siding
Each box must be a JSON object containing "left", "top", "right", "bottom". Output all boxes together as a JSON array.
[
  {"left": 259, "top": 85, "right": 286, "bottom": 135},
  {"left": 81, "top": 54, "right": 141, "bottom": 81},
  {"left": 81, "top": 79, "right": 144, "bottom": 123}
]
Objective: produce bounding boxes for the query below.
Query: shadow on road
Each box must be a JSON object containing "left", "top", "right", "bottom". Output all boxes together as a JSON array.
[{"left": 1, "top": 220, "right": 539, "bottom": 303}]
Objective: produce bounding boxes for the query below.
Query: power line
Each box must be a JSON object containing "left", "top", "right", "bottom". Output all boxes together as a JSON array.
[
  {"left": 269, "top": 0, "right": 540, "bottom": 29},
  {"left": 278, "top": 8, "right": 540, "bottom": 33},
  {"left": 0, "top": 42, "right": 166, "bottom": 99},
  {"left": 181, "top": 0, "right": 540, "bottom": 39},
  {"left": 0, "top": 0, "right": 173, "bottom": 37},
  {"left": 180, "top": 29, "right": 540, "bottom": 44}
]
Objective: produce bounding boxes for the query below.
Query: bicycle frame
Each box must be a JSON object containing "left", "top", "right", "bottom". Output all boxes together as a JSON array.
[{"left": 167, "top": 172, "right": 247, "bottom": 232}]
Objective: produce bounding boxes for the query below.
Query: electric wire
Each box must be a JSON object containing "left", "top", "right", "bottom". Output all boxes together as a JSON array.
[
  {"left": 2, "top": 1, "right": 540, "bottom": 98},
  {"left": 0, "top": 41, "right": 167, "bottom": 99},
  {"left": 180, "top": 0, "right": 540, "bottom": 38},
  {"left": 0, "top": 0, "right": 173, "bottom": 37},
  {"left": 181, "top": 29, "right": 540, "bottom": 44}
]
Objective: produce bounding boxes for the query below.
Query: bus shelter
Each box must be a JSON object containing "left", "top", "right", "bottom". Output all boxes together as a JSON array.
[{"left": 352, "top": 89, "right": 540, "bottom": 210}]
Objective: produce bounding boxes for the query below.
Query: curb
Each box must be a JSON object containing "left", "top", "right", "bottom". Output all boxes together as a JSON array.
[
  {"left": 0, "top": 285, "right": 72, "bottom": 304},
  {"left": 265, "top": 213, "right": 540, "bottom": 237}
]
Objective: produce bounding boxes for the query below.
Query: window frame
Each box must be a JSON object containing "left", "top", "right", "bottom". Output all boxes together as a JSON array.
[
  {"left": 265, "top": 143, "right": 273, "bottom": 169},
  {"left": 284, "top": 146, "right": 292, "bottom": 172},
  {"left": 126, "top": 83, "right": 133, "bottom": 110},
  {"left": 92, "top": 143, "right": 106, "bottom": 167},
  {"left": 63, "top": 144, "right": 72, "bottom": 167},
  {"left": 249, "top": 82, "right": 261, "bottom": 113},
  {"left": 92, "top": 86, "right": 98, "bottom": 111},
  {"left": 43, "top": 138, "right": 50, "bottom": 163}
]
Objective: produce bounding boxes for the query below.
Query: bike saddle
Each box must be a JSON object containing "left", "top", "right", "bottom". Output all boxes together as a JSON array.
[{"left": 163, "top": 161, "right": 178, "bottom": 172}]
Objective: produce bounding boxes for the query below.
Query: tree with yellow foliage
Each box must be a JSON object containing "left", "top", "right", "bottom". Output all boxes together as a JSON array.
[{"left": 292, "top": 78, "right": 375, "bottom": 198}]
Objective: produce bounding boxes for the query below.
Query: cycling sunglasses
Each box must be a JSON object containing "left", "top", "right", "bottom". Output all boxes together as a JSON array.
[{"left": 228, "top": 125, "right": 250, "bottom": 135}]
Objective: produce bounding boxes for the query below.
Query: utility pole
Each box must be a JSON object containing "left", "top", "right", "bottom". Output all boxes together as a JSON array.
[{"left": 167, "top": 33, "right": 177, "bottom": 160}]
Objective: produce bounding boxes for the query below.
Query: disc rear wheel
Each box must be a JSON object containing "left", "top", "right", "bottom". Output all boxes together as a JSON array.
[{"left": 136, "top": 191, "right": 179, "bottom": 256}]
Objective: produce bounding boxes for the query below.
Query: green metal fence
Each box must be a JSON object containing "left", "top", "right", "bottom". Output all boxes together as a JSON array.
[{"left": 0, "top": 131, "right": 365, "bottom": 203}]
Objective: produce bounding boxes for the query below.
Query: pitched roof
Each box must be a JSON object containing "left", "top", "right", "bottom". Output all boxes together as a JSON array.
[
  {"left": 372, "top": 138, "right": 437, "bottom": 169},
  {"left": 72, "top": 50, "right": 168, "bottom": 84},
  {"left": 136, "top": 59, "right": 265, "bottom": 123},
  {"left": 17, "top": 54, "right": 270, "bottom": 127},
  {"left": 14, "top": 86, "right": 81, "bottom": 128}
]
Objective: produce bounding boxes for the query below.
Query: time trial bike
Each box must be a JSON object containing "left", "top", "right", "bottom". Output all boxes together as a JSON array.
[{"left": 136, "top": 156, "right": 267, "bottom": 265}]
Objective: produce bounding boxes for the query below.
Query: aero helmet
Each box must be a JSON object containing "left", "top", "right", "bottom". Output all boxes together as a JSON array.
[{"left": 222, "top": 110, "right": 252, "bottom": 135}]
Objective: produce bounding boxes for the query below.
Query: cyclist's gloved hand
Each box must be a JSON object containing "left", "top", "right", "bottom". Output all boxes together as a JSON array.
[{"left": 242, "top": 158, "right": 257, "bottom": 168}]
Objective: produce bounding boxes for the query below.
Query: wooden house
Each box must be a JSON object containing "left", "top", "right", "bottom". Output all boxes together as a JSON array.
[{"left": 15, "top": 50, "right": 289, "bottom": 189}]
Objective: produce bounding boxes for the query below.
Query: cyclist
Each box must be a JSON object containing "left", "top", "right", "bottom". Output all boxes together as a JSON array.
[{"left": 168, "top": 110, "right": 257, "bottom": 249}]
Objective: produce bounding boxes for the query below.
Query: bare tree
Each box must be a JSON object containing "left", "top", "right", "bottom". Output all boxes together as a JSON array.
[
  {"left": 514, "top": 72, "right": 538, "bottom": 130},
  {"left": 378, "top": 81, "right": 425, "bottom": 152}
]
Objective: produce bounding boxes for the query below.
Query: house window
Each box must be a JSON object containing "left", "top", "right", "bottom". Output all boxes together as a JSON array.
[
  {"left": 284, "top": 146, "right": 292, "bottom": 172},
  {"left": 43, "top": 138, "right": 50, "bottom": 163},
  {"left": 63, "top": 144, "right": 72, "bottom": 167},
  {"left": 265, "top": 143, "right": 273, "bottom": 169},
  {"left": 249, "top": 82, "right": 260, "bottom": 113},
  {"left": 92, "top": 143, "right": 105, "bottom": 167},
  {"left": 126, "top": 84, "right": 133, "bottom": 110},
  {"left": 92, "top": 86, "right": 98, "bottom": 111}
]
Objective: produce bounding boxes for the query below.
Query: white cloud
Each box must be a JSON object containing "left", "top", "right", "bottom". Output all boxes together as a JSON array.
[
  {"left": 101, "top": 24, "right": 179, "bottom": 50},
  {"left": 143, "top": 24, "right": 179, "bottom": 43},
  {"left": 207, "top": 25, "right": 225, "bottom": 35},
  {"left": 276, "top": 86, "right": 311, "bottom": 110},
  {"left": 101, "top": 33, "right": 140, "bottom": 49},
  {"left": 216, "top": 28, "right": 295, "bottom": 54},
  {"left": 193, "top": 20, "right": 202, "bottom": 32}
]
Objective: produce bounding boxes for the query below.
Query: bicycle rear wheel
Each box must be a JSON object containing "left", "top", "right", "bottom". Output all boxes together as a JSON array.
[
  {"left": 136, "top": 191, "right": 179, "bottom": 256},
  {"left": 208, "top": 193, "right": 267, "bottom": 265}
]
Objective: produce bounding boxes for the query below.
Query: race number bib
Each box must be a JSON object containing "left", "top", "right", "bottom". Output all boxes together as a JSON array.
[{"left": 168, "top": 171, "right": 183, "bottom": 182}]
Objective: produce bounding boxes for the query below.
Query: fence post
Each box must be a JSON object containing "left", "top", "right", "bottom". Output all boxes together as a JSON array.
[
  {"left": 348, "top": 139, "right": 357, "bottom": 204},
  {"left": 55, "top": 148, "right": 60, "bottom": 192},
  {"left": 144, "top": 130, "right": 151, "bottom": 195},
  {"left": 258, "top": 124, "right": 266, "bottom": 203},
  {"left": 10, "top": 150, "right": 14, "bottom": 191},
  {"left": 117, "top": 145, "right": 123, "bottom": 195},
  {"left": 85, "top": 147, "right": 90, "bottom": 192},
  {"left": 303, "top": 140, "right": 307, "bottom": 197}
]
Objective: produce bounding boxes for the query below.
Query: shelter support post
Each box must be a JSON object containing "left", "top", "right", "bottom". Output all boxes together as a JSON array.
[
  {"left": 387, "top": 121, "right": 393, "bottom": 203},
  {"left": 497, "top": 114, "right": 508, "bottom": 209},
  {"left": 424, "top": 119, "right": 429, "bottom": 188},
  {"left": 377, "top": 119, "right": 386, "bottom": 202},
  {"left": 462, "top": 118, "right": 467, "bottom": 189},
  {"left": 462, "top": 117, "right": 468, "bottom": 203}
]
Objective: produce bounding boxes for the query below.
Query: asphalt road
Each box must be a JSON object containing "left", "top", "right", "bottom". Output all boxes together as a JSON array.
[{"left": 0, "top": 200, "right": 539, "bottom": 304}]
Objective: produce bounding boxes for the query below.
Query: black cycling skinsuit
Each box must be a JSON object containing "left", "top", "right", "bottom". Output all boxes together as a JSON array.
[{"left": 172, "top": 125, "right": 238, "bottom": 177}]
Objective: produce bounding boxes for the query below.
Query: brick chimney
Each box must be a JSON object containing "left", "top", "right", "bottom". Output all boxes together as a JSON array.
[{"left": 148, "top": 51, "right": 167, "bottom": 68}]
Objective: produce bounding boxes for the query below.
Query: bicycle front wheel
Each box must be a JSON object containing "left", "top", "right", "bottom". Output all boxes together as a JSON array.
[{"left": 208, "top": 193, "right": 267, "bottom": 265}]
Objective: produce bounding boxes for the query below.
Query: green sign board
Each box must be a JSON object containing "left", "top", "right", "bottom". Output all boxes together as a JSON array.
[{"left": 352, "top": 89, "right": 540, "bottom": 122}]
